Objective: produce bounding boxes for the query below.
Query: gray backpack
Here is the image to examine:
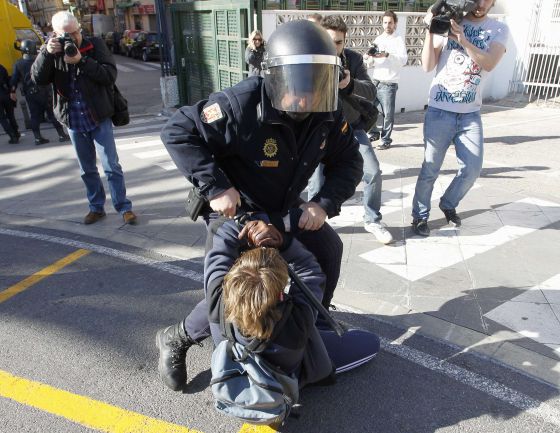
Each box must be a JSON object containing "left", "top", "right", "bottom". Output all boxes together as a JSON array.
[{"left": 210, "top": 301, "right": 299, "bottom": 426}]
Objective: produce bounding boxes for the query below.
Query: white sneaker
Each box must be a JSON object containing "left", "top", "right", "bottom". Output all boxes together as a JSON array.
[{"left": 364, "top": 221, "right": 394, "bottom": 244}]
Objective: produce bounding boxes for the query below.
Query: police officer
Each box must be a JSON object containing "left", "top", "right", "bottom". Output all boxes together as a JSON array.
[
  {"left": 0, "top": 63, "right": 19, "bottom": 144},
  {"left": 10, "top": 39, "right": 70, "bottom": 145},
  {"left": 157, "top": 20, "right": 363, "bottom": 391}
]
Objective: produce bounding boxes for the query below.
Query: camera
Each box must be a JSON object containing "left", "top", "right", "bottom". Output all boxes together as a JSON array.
[
  {"left": 367, "top": 44, "right": 379, "bottom": 57},
  {"left": 57, "top": 33, "right": 78, "bottom": 57},
  {"left": 429, "top": 0, "right": 478, "bottom": 35}
]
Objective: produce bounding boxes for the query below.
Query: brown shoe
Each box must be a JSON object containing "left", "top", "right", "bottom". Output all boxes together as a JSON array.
[
  {"left": 123, "top": 210, "right": 137, "bottom": 225},
  {"left": 84, "top": 211, "right": 106, "bottom": 225}
]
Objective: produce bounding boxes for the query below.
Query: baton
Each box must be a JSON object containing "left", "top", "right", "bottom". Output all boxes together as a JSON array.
[{"left": 234, "top": 213, "right": 345, "bottom": 337}]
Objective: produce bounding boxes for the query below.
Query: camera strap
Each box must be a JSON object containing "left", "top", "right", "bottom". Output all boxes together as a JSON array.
[{"left": 79, "top": 41, "right": 94, "bottom": 56}]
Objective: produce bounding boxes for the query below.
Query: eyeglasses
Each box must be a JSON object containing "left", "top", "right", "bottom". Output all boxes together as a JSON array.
[{"left": 253, "top": 38, "right": 262, "bottom": 42}]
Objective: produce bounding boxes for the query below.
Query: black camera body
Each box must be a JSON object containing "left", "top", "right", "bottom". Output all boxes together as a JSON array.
[
  {"left": 57, "top": 33, "right": 78, "bottom": 57},
  {"left": 367, "top": 44, "right": 380, "bottom": 57},
  {"left": 429, "top": 0, "right": 478, "bottom": 35}
]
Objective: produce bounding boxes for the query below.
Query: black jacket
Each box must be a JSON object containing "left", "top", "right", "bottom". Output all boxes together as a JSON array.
[
  {"left": 339, "top": 48, "right": 377, "bottom": 128},
  {"left": 205, "top": 218, "right": 334, "bottom": 387},
  {"left": 162, "top": 76, "right": 363, "bottom": 218},
  {"left": 31, "top": 36, "right": 116, "bottom": 126}
]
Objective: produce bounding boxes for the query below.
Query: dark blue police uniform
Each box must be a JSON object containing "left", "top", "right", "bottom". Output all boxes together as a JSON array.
[{"left": 162, "top": 76, "right": 363, "bottom": 308}]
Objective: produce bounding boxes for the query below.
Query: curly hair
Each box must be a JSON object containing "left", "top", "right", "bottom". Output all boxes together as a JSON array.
[
  {"left": 247, "top": 29, "right": 265, "bottom": 51},
  {"left": 222, "top": 247, "right": 289, "bottom": 340}
]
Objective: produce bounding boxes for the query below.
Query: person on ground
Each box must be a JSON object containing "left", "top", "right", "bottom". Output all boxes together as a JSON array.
[
  {"left": 363, "top": 10, "right": 408, "bottom": 150},
  {"left": 245, "top": 29, "right": 266, "bottom": 77},
  {"left": 10, "top": 39, "right": 70, "bottom": 146},
  {"left": 307, "top": 15, "right": 393, "bottom": 244},
  {"left": 0, "top": 64, "right": 20, "bottom": 144},
  {"left": 32, "top": 11, "right": 137, "bottom": 226},
  {"left": 162, "top": 20, "right": 363, "bottom": 310},
  {"left": 411, "top": 0, "right": 509, "bottom": 237},
  {"left": 156, "top": 216, "right": 380, "bottom": 392}
]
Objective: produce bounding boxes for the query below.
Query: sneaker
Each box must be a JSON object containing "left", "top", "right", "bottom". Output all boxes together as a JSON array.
[
  {"left": 35, "top": 137, "right": 49, "bottom": 145},
  {"left": 377, "top": 142, "right": 391, "bottom": 150},
  {"left": 83, "top": 211, "right": 106, "bottom": 225},
  {"left": 122, "top": 210, "right": 137, "bottom": 225},
  {"left": 412, "top": 218, "right": 430, "bottom": 237},
  {"left": 364, "top": 221, "right": 394, "bottom": 244},
  {"left": 439, "top": 204, "right": 461, "bottom": 227},
  {"left": 368, "top": 131, "right": 380, "bottom": 142},
  {"left": 58, "top": 133, "right": 70, "bottom": 142},
  {"left": 156, "top": 322, "right": 200, "bottom": 391}
]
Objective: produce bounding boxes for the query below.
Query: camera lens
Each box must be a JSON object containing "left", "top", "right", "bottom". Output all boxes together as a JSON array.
[{"left": 64, "top": 42, "right": 78, "bottom": 57}]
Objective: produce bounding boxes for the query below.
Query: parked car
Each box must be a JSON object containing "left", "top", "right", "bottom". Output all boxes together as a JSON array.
[
  {"left": 130, "top": 31, "right": 160, "bottom": 61},
  {"left": 119, "top": 29, "right": 141, "bottom": 57}
]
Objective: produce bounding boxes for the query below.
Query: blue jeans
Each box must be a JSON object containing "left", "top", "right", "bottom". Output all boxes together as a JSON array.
[
  {"left": 412, "top": 107, "right": 483, "bottom": 220},
  {"left": 308, "top": 128, "right": 382, "bottom": 223},
  {"left": 373, "top": 82, "right": 398, "bottom": 146},
  {"left": 68, "top": 118, "right": 132, "bottom": 214}
]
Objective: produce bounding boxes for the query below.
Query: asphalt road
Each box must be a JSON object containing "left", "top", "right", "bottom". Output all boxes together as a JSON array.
[{"left": 1, "top": 57, "right": 560, "bottom": 432}]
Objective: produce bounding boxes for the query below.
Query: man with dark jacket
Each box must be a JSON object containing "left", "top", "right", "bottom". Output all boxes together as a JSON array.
[
  {"left": 158, "top": 20, "right": 364, "bottom": 391},
  {"left": 10, "top": 39, "right": 70, "bottom": 145},
  {"left": 308, "top": 15, "right": 393, "bottom": 244},
  {"left": 31, "top": 11, "right": 136, "bottom": 225},
  {"left": 0, "top": 64, "right": 20, "bottom": 144}
]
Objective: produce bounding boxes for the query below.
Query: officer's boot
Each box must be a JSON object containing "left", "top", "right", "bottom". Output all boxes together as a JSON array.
[
  {"left": 33, "top": 129, "right": 49, "bottom": 146},
  {"left": 55, "top": 125, "right": 70, "bottom": 142},
  {"left": 155, "top": 321, "right": 200, "bottom": 391}
]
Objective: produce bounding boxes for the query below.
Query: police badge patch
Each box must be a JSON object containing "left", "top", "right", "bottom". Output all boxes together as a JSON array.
[
  {"left": 263, "top": 138, "right": 278, "bottom": 158},
  {"left": 201, "top": 103, "right": 224, "bottom": 123}
]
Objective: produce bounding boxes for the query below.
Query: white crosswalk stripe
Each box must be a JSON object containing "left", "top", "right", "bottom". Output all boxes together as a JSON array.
[
  {"left": 133, "top": 149, "right": 169, "bottom": 159},
  {"left": 117, "top": 139, "right": 162, "bottom": 150},
  {"left": 116, "top": 64, "right": 134, "bottom": 73},
  {"left": 113, "top": 123, "right": 164, "bottom": 134},
  {"left": 359, "top": 197, "right": 560, "bottom": 281},
  {"left": 485, "top": 273, "right": 560, "bottom": 354}
]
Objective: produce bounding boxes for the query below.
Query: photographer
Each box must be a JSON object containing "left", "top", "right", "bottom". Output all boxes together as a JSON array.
[
  {"left": 363, "top": 10, "right": 408, "bottom": 150},
  {"left": 32, "top": 11, "right": 136, "bottom": 226},
  {"left": 308, "top": 15, "right": 393, "bottom": 244},
  {"left": 411, "top": 0, "right": 509, "bottom": 237}
]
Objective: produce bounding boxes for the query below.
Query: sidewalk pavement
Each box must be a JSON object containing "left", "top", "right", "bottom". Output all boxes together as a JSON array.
[{"left": 1, "top": 98, "right": 560, "bottom": 388}]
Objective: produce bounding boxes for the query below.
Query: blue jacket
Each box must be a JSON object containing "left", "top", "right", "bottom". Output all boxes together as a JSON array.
[
  {"left": 161, "top": 76, "right": 363, "bottom": 218},
  {"left": 204, "top": 218, "right": 334, "bottom": 387}
]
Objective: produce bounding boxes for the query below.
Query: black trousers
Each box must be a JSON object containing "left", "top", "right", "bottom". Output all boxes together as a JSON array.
[
  {"left": 0, "top": 94, "right": 18, "bottom": 137},
  {"left": 27, "top": 93, "right": 63, "bottom": 134}
]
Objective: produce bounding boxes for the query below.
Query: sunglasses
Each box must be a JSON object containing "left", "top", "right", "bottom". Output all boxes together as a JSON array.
[{"left": 253, "top": 38, "right": 262, "bottom": 41}]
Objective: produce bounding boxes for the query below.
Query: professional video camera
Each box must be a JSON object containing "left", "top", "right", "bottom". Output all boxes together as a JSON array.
[
  {"left": 429, "top": 0, "right": 478, "bottom": 35},
  {"left": 367, "top": 44, "right": 380, "bottom": 57},
  {"left": 57, "top": 33, "right": 78, "bottom": 57}
]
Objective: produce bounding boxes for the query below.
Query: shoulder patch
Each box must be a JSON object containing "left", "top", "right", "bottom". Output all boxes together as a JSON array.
[
  {"left": 201, "top": 102, "right": 224, "bottom": 123},
  {"left": 341, "top": 121, "right": 349, "bottom": 134}
]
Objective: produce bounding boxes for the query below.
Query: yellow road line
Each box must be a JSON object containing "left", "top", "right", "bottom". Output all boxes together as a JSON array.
[
  {"left": 0, "top": 369, "right": 202, "bottom": 433},
  {"left": 0, "top": 249, "right": 90, "bottom": 304},
  {"left": 237, "top": 424, "right": 277, "bottom": 433}
]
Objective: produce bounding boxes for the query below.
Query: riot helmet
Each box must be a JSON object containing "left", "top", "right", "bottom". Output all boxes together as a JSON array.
[
  {"left": 262, "top": 20, "right": 341, "bottom": 115},
  {"left": 20, "top": 39, "right": 38, "bottom": 57}
]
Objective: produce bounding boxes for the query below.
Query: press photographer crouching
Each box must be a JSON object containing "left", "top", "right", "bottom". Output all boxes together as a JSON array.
[{"left": 31, "top": 11, "right": 137, "bottom": 226}]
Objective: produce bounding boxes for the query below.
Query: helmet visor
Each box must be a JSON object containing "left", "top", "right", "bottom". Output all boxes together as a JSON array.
[{"left": 265, "top": 60, "right": 340, "bottom": 113}]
